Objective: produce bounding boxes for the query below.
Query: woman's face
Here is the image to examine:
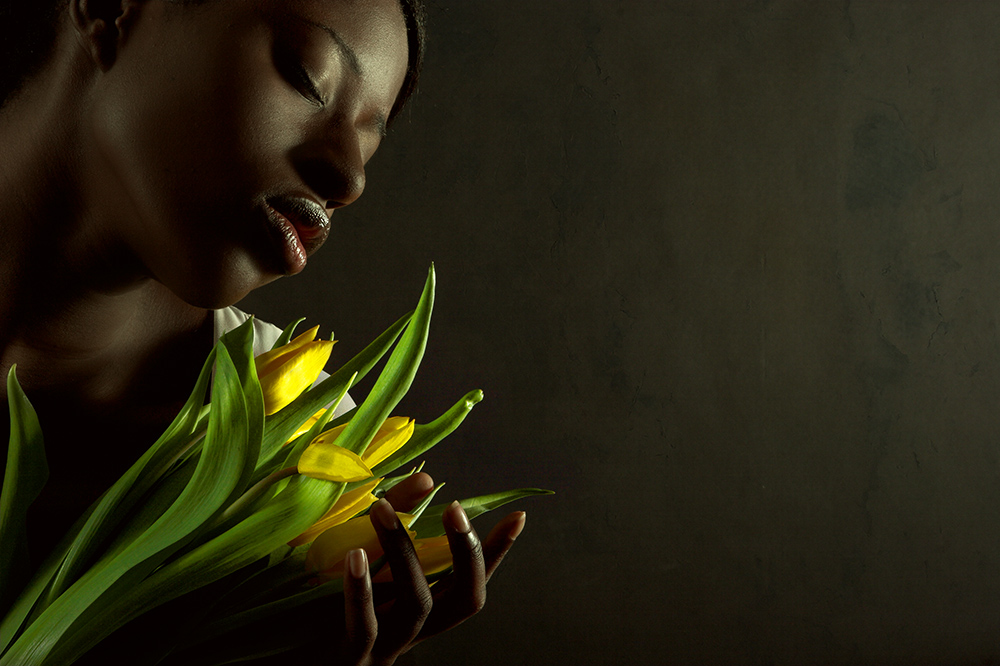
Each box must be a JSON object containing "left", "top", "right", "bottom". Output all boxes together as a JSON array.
[{"left": 85, "top": 0, "right": 409, "bottom": 308}]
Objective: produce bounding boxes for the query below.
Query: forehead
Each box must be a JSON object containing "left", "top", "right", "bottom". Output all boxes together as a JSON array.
[
  {"left": 274, "top": 0, "right": 407, "bottom": 55},
  {"left": 273, "top": 0, "right": 408, "bottom": 89}
]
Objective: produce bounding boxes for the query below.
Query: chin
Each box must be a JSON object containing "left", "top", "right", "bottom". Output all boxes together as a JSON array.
[{"left": 162, "top": 254, "right": 284, "bottom": 310}]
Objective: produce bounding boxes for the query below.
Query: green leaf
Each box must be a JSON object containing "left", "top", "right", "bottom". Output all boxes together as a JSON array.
[
  {"left": 174, "top": 482, "right": 458, "bottom": 660},
  {"left": 54, "top": 475, "right": 342, "bottom": 662},
  {"left": 272, "top": 318, "right": 306, "bottom": 350},
  {"left": 241, "top": 394, "right": 353, "bottom": 495},
  {"left": 202, "top": 365, "right": 347, "bottom": 543},
  {"left": 333, "top": 265, "right": 436, "bottom": 459},
  {"left": 1, "top": 345, "right": 251, "bottom": 666},
  {"left": 372, "top": 462, "right": 425, "bottom": 496},
  {"left": 409, "top": 488, "right": 554, "bottom": 539},
  {"left": 218, "top": 318, "right": 265, "bottom": 504},
  {"left": 199, "top": 549, "right": 313, "bottom": 623},
  {"left": 406, "top": 482, "right": 445, "bottom": 525},
  {"left": 0, "top": 502, "right": 99, "bottom": 655},
  {"left": 279, "top": 373, "right": 355, "bottom": 473},
  {"left": 0, "top": 367, "right": 48, "bottom": 613},
  {"left": 94, "top": 456, "right": 198, "bottom": 564},
  {"left": 38, "top": 347, "right": 217, "bottom": 611},
  {"left": 257, "top": 310, "right": 411, "bottom": 468},
  {"left": 183, "top": 576, "right": 346, "bottom": 652},
  {"left": 369, "top": 389, "right": 484, "bottom": 479}
]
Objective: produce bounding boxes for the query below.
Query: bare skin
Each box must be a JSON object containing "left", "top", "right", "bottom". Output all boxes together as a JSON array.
[{"left": 0, "top": 1, "right": 524, "bottom": 663}]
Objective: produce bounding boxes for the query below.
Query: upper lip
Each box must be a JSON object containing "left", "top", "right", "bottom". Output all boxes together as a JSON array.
[{"left": 266, "top": 195, "right": 331, "bottom": 254}]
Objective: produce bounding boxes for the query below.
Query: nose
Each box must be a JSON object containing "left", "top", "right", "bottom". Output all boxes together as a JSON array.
[{"left": 292, "top": 126, "right": 367, "bottom": 213}]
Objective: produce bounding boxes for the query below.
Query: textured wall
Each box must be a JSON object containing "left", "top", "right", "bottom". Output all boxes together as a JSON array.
[{"left": 239, "top": 2, "right": 1000, "bottom": 663}]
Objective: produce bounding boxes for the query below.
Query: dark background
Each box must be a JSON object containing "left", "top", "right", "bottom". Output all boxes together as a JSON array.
[{"left": 239, "top": 2, "right": 1000, "bottom": 664}]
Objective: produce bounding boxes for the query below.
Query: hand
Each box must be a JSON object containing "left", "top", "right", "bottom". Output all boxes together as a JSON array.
[{"left": 335, "top": 472, "right": 526, "bottom": 666}]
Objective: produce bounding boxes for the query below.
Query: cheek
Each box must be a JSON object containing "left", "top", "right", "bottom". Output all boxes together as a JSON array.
[
  {"left": 94, "top": 40, "right": 305, "bottom": 216},
  {"left": 94, "top": 72, "right": 239, "bottom": 208},
  {"left": 82, "top": 10, "right": 319, "bottom": 308},
  {"left": 87, "top": 63, "right": 298, "bottom": 307}
]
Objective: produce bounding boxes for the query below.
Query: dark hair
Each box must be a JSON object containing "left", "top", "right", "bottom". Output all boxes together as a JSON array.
[
  {"left": 393, "top": 0, "right": 425, "bottom": 122},
  {"left": 0, "top": 1, "right": 66, "bottom": 106},
  {"left": 0, "top": 0, "right": 426, "bottom": 117}
]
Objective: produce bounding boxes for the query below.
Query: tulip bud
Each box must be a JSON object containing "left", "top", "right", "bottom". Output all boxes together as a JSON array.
[{"left": 254, "top": 326, "right": 334, "bottom": 415}]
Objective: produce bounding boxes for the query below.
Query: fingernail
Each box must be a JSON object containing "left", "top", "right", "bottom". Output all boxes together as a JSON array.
[
  {"left": 372, "top": 498, "right": 399, "bottom": 530},
  {"left": 509, "top": 512, "right": 526, "bottom": 540},
  {"left": 347, "top": 548, "right": 368, "bottom": 579},
  {"left": 447, "top": 500, "right": 471, "bottom": 534}
]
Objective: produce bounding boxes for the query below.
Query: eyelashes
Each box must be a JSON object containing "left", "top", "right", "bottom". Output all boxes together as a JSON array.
[
  {"left": 271, "top": 36, "right": 387, "bottom": 143},
  {"left": 274, "top": 45, "right": 326, "bottom": 107}
]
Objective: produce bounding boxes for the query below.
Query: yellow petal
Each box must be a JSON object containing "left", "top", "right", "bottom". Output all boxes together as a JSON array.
[
  {"left": 305, "top": 514, "right": 380, "bottom": 574},
  {"left": 372, "top": 535, "right": 453, "bottom": 584},
  {"left": 361, "top": 417, "right": 414, "bottom": 469},
  {"left": 305, "top": 511, "right": 415, "bottom": 575},
  {"left": 298, "top": 437, "right": 373, "bottom": 482},
  {"left": 288, "top": 478, "right": 382, "bottom": 547},
  {"left": 316, "top": 422, "right": 348, "bottom": 441},
  {"left": 416, "top": 536, "right": 455, "bottom": 576},
  {"left": 296, "top": 418, "right": 412, "bottom": 467},
  {"left": 287, "top": 408, "right": 331, "bottom": 444},
  {"left": 254, "top": 326, "right": 319, "bottom": 377},
  {"left": 259, "top": 339, "right": 334, "bottom": 415}
]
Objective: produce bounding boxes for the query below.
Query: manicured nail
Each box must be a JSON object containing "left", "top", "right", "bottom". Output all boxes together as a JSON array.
[
  {"left": 509, "top": 512, "right": 526, "bottom": 540},
  {"left": 347, "top": 548, "right": 368, "bottom": 579},
  {"left": 372, "top": 498, "right": 399, "bottom": 530},
  {"left": 446, "top": 500, "right": 471, "bottom": 534}
]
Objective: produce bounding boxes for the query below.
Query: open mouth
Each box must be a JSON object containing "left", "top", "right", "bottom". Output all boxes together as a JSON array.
[{"left": 263, "top": 196, "right": 331, "bottom": 274}]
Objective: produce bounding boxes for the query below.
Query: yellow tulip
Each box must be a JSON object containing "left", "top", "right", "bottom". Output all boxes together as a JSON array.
[
  {"left": 359, "top": 417, "right": 414, "bottom": 468},
  {"left": 297, "top": 417, "right": 415, "bottom": 483},
  {"left": 288, "top": 478, "right": 382, "bottom": 547},
  {"left": 306, "top": 512, "right": 453, "bottom": 583},
  {"left": 372, "top": 535, "right": 453, "bottom": 584},
  {"left": 254, "top": 326, "right": 334, "bottom": 416},
  {"left": 287, "top": 408, "right": 328, "bottom": 443},
  {"left": 305, "top": 511, "right": 416, "bottom": 577}
]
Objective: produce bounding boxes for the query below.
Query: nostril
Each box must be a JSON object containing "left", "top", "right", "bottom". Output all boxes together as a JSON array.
[
  {"left": 291, "top": 142, "right": 367, "bottom": 211},
  {"left": 323, "top": 198, "right": 352, "bottom": 215},
  {"left": 316, "top": 165, "right": 365, "bottom": 211}
]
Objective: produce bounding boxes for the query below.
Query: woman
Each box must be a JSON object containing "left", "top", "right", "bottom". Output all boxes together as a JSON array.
[{"left": 0, "top": 0, "right": 526, "bottom": 663}]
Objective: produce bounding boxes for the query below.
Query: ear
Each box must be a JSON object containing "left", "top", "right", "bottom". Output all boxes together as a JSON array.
[{"left": 69, "top": 0, "right": 144, "bottom": 71}]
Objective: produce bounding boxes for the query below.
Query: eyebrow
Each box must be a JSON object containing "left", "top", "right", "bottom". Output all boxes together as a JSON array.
[
  {"left": 290, "top": 15, "right": 363, "bottom": 77},
  {"left": 286, "top": 14, "right": 389, "bottom": 137}
]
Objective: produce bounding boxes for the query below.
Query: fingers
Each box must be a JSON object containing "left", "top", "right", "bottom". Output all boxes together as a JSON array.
[
  {"left": 340, "top": 549, "right": 377, "bottom": 665},
  {"left": 369, "top": 499, "right": 433, "bottom": 663},
  {"left": 382, "top": 472, "right": 434, "bottom": 513},
  {"left": 416, "top": 501, "right": 487, "bottom": 639},
  {"left": 443, "top": 501, "right": 486, "bottom": 616},
  {"left": 336, "top": 503, "right": 527, "bottom": 663},
  {"left": 483, "top": 511, "right": 526, "bottom": 582}
]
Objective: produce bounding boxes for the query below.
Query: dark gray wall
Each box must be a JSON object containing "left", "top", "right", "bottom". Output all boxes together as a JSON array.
[{"left": 239, "top": 2, "right": 1000, "bottom": 663}]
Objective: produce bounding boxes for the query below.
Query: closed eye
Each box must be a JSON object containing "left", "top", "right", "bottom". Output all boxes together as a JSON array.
[{"left": 274, "top": 47, "right": 326, "bottom": 107}]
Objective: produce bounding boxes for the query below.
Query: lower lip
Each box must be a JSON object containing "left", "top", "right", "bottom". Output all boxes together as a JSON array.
[{"left": 267, "top": 206, "right": 308, "bottom": 275}]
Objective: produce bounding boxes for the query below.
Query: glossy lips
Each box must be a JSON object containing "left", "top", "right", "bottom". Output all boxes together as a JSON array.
[{"left": 264, "top": 195, "right": 331, "bottom": 274}]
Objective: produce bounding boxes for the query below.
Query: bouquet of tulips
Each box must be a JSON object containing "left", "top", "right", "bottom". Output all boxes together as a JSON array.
[{"left": 0, "top": 266, "right": 549, "bottom": 664}]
